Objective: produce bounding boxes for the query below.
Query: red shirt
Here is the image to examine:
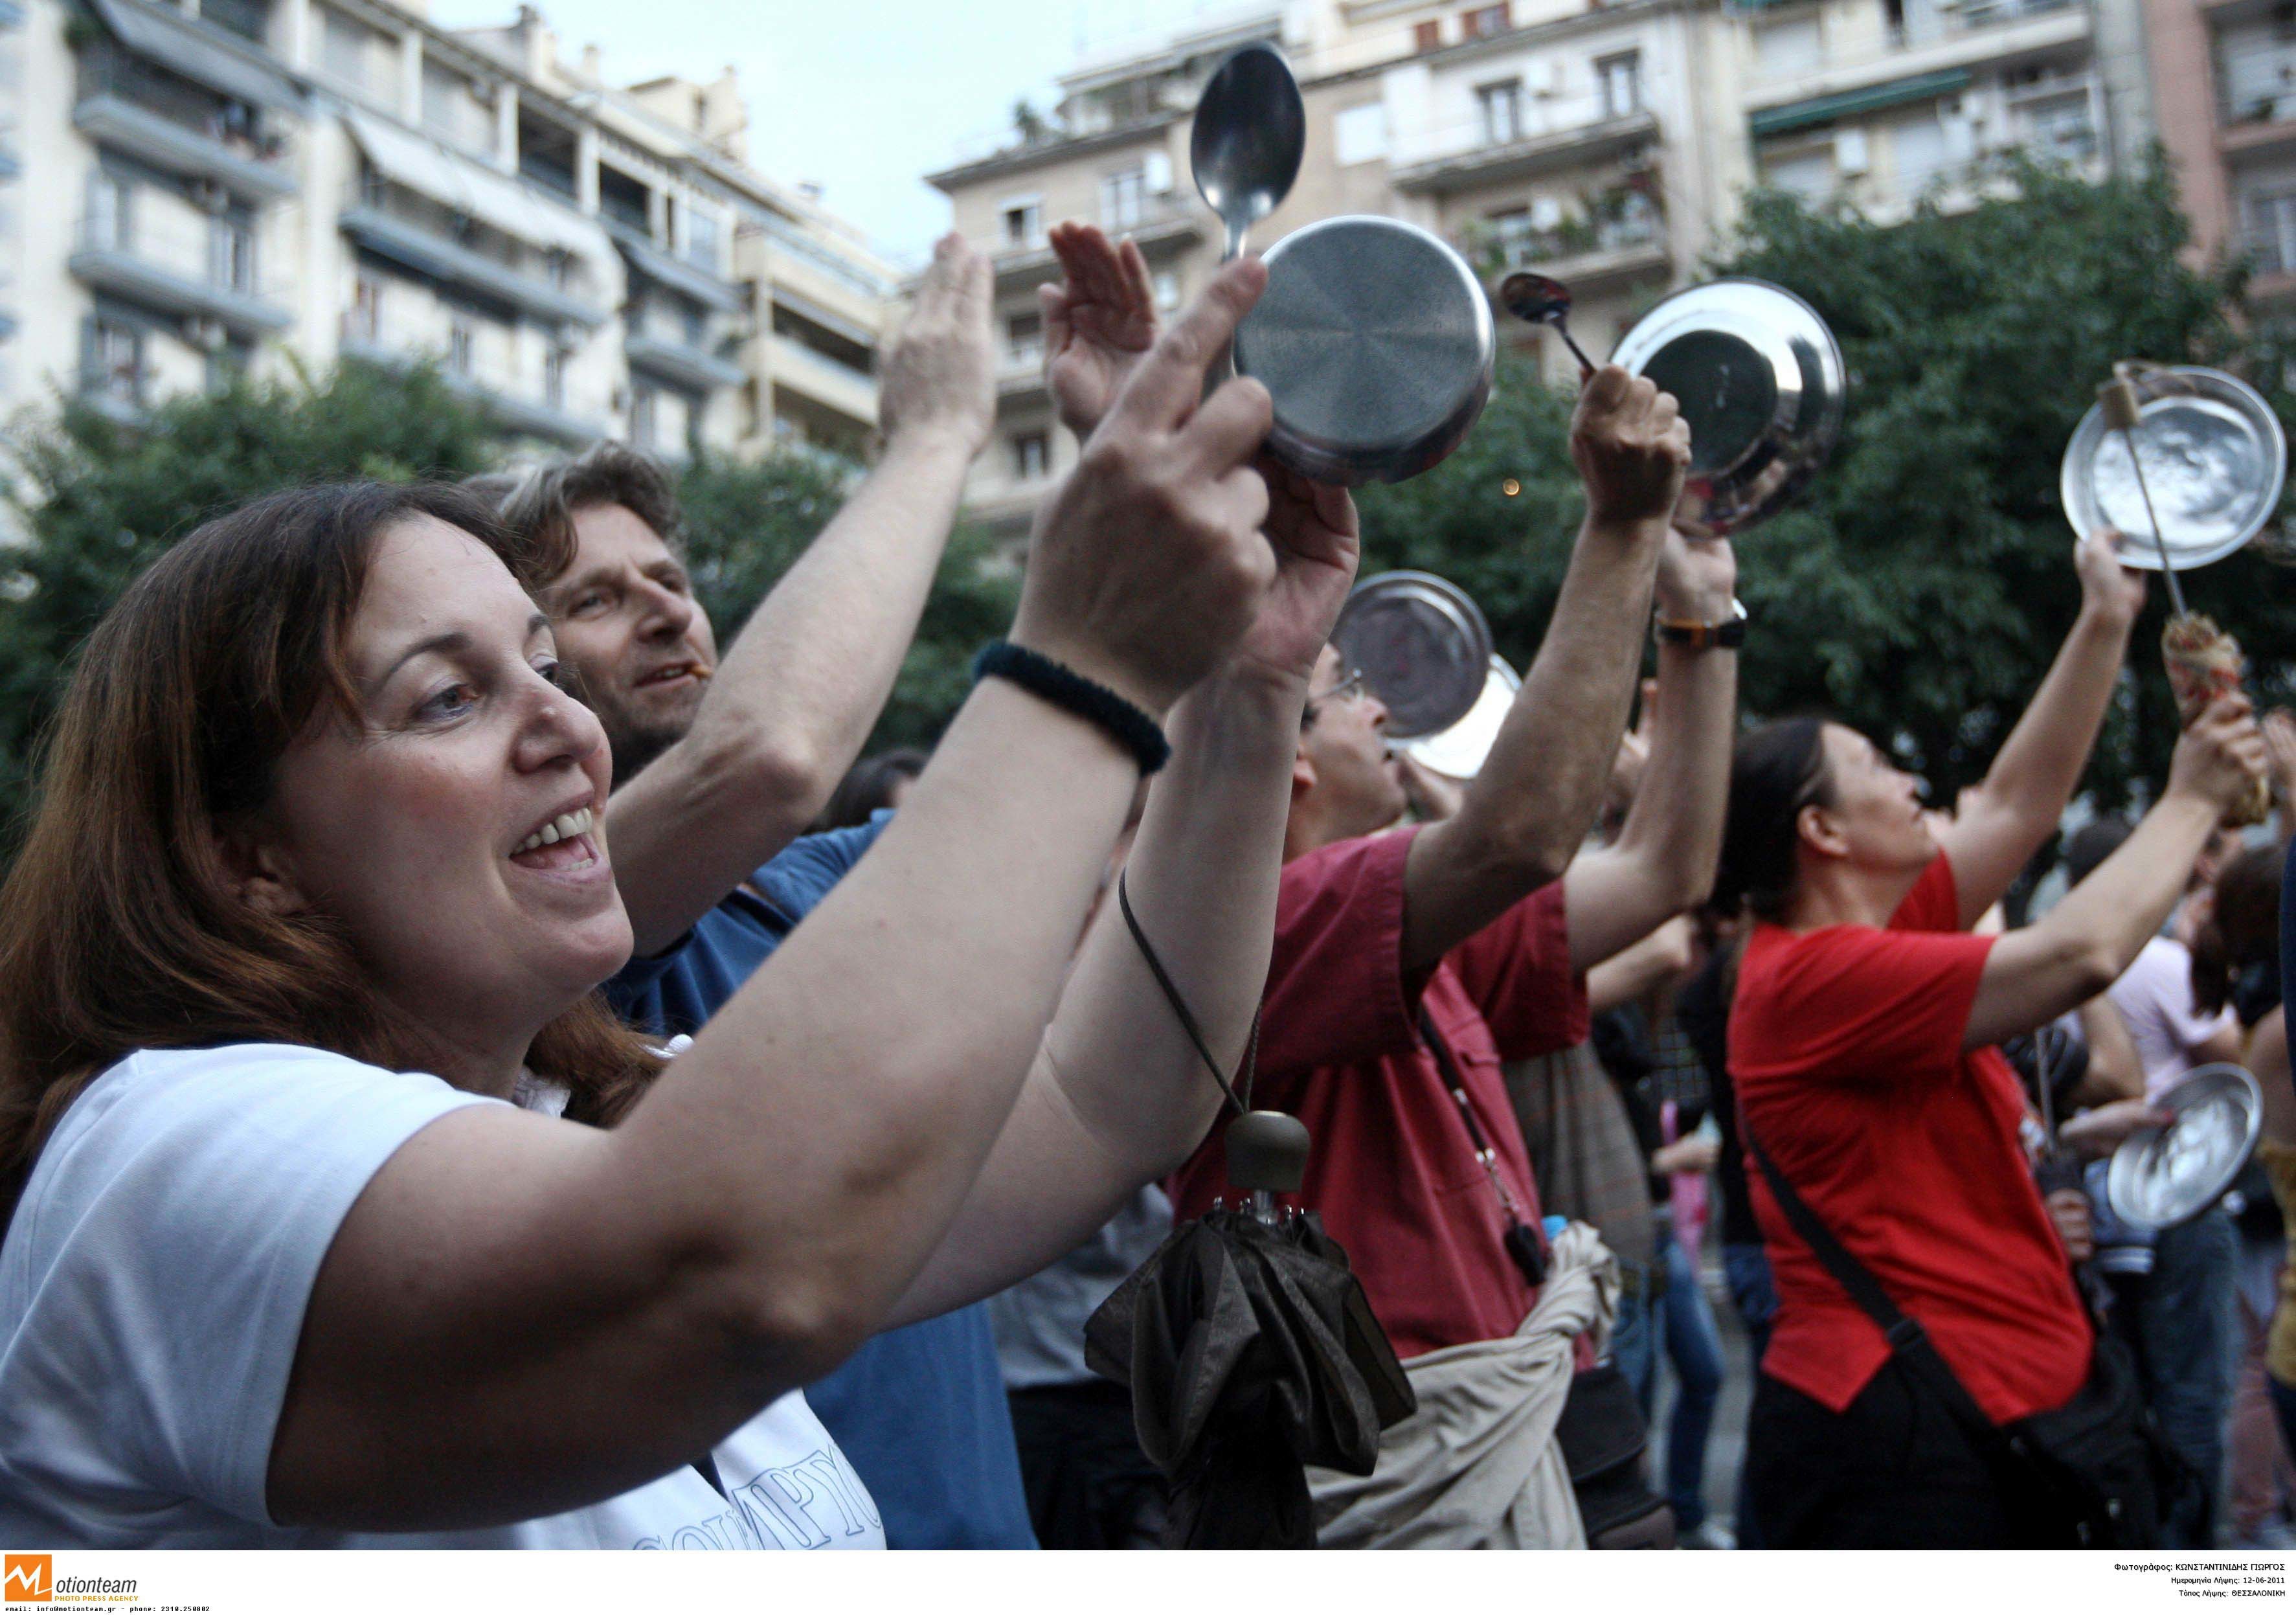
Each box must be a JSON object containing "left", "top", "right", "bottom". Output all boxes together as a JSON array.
[
  {"left": 1729, "top": 854, "right": 2091, "bottom": 1423},
  {"left": 1167, "top": 826, "right": 1588, "bottom": 1360}
]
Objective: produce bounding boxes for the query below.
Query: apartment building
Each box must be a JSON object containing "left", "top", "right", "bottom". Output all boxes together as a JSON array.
[
  {"left": 927, "top": 0, "right": 1753, "bottom": 538},
  {"left": 2143, "top": 0, "right": 2296, "bottom": 313},
  {"left": 0, "top": 0, "right": 895, "bottom": 464}
]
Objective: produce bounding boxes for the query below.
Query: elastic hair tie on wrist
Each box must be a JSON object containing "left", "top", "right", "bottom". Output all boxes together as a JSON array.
[{"left": 972, "top": 640, "right": 1171, "bottom": 776}]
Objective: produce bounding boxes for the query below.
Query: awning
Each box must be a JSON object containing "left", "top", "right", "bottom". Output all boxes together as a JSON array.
[
  {"left": 345, "top": 110, "right": 616, "bottom": 274},
  {"left": 88, "top": 0, "right": 303, "bottom": 112},
  {"left": 1750, "top": 68, "right": 1972, "bottom": 139},
  {"left": 612, "top": 227, "right": 745, "bottom": 313}
]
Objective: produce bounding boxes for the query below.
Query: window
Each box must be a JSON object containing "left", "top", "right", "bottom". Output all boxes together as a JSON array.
[
  {"left": 1006, "top": 311, "right": 1043, "bottom": 367},
  {"left": 87, "top": 315, "right": 142, "bottom": 403},
  {"left": 1101, "top": 168, "right": 1145, "bottom": 231},
  {"left": 321, "top": 7, "right": 393, "bottom": 99},
  {"left": 210, "top": 217, "right": 254, "bottom": 294},
  {"left": 350, "top": 273, "right": 383, "bottom": 341},
  {"left": 1761, "top": 147, "right": 1834, "bottom": 203},
  {"left": 2245, "top": 186, "right": 2296, "bottom": 275},
  {"left": 1334, "top": 102, "right": 1388, "bottom": 166},
  {"left": 1477, "top": 80, "right": 1523, "bottom": 146},
  {"left": 632, "top": 382, "right": 660, "bottom": 448},
  {"left": 2018, "top": 91, "right": 2098, "bottom": 164},
  {"left": 1413, "top": 18, "right": 1443, "bottom": 51},
  {"left": 1462, "top": 4, "right": 1510, "bottom": 38},
  {"left": 2221, "top": 19, "right": 2296, "bottom": 124},
  {"left": 86, "top": 172, "right": 131, "bottom": 251},
  {"left": 686, "top": 209, "right": 723, "bottom": 272},
  {"left": 1012, "top": 429, "right": 1050, "bottom": 481},
  {"left": 1892, "top": 114, "right": 1948, "bottom": 194},
  {"left": 1596, "top": 52, "right": 1642, "bottom": 119},
  {"left": 447, "top": 314, "right": 473, "bottom": 377},
  {"left": 681, "top": 303, "right": 708, "bottom": 348},
  {"left": 544, "top": 344, "right": 569, "bottom": 410},
  {"left": 1002, "top": 198, "right": 1042, "bottom": 247},
  {"left": 1755, "top": 16, "right": 1823, "bottom": 78},
  {"left": 1153, "top": 270, "right": 1180, "bottom": 311}
]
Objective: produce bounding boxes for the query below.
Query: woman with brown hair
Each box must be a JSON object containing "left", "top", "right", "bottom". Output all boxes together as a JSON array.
[{"left": 0, "top": 265, "right": 1349, "bottom": 1548}]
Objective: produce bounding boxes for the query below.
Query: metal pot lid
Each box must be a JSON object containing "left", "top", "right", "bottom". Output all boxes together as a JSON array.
[
  {"left": 2106, "top": 1062, "right": 2262, "bottom": 1231},
  {"left": 1330, "top": 570, "right": 1495, "bottom": 741},
  {"left": 1610, "top": 278, "right": 1846, "bottom": 537},
  {"left": 1234, "top": 216, "right": 1494, "bottom": 486},
  {"left": 2060, "top": 367, "right": 2287, "bottom": 570},
  {"left": 1401, "top": 655, "right": 1521, "bottom": 780}
]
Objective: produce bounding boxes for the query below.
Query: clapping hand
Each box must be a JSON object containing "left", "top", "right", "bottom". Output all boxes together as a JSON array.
[
  {"left": 1043, "top": 223, "right": 1160, "bottom": 442},
  {"left": 877, "top": 232, "right": 995, "bottom": 458}
]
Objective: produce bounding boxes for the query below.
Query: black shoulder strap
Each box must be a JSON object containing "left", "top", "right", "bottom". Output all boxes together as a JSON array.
[{"left": 1742, "top": 1120, "right": 2021, "bottom": 1456}]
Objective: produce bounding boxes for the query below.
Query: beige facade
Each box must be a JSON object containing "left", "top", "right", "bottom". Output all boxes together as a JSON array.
[
  {"left": 2141, "top": 0, "right": 2296, "bottom": 311},
  {"left": 0, "top": 0, "right": 896, "bottom": 466}
]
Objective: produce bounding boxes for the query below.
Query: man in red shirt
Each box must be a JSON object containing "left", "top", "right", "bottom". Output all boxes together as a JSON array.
[
  {"left": 1164, "top": 371, "right": 1740, "bottom": 1375},
  {"left": 1716, "top": 533, "right": 2267, "bottom": 1546}
]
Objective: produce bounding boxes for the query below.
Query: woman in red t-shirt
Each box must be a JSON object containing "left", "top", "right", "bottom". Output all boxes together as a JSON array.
[{"left": 1713, "top": 532, "right": 2266, "bottom": 1547}]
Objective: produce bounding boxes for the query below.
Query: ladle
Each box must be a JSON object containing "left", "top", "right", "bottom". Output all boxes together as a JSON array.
[{"left": 1500, "top": 272, "right": 1596, "bottom": 379}]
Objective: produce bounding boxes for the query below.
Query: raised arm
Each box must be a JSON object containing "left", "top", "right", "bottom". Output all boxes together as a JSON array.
[
  {"left": 1399, "top": 368, "right": 1689, "bottom": 973},
  {"left": 606, "top": 234, "right": 995, "bottom": 952},
  {"left": 1964, "top": 695, "right": 2262, "bottom": 1050},
  {"left": 1938, "top": 531, "right": 2144, "bottom": 929},
  {"left": 1560, "top": 530, "right": 1739, "bottom": 972},
  {"left": 267, "top": 264, "right": 1279, "bottom": 1533},
  {"left": 885, "top": 459, "right": 1356, "bottom": 1318}
]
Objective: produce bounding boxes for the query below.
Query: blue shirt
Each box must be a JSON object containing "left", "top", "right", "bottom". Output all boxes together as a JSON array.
[{"left": 607, "top": 815, "right": 1039, "bottom": 1549}]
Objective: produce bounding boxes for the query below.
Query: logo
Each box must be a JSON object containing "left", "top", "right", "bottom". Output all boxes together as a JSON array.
[{"left": 2, "top": 1556, "right": 50, "bottom": 1602}]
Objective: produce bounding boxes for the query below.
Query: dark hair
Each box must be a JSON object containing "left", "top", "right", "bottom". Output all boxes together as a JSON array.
[
  {"left": 1713, "top": 717, "right": 1835, "bottom": 922},
  {"left": 0, "top": 482, "right": 664, "bottom": 1190},
  {"left": 476, "top": 443, "right": 684, "bottom": 585},
  {"left": 2192, "top": 841, "right": 2283, "bottom": 1017},
  {"left": 2061, "top": 817, "right": 2134, "bottom": 890},
  {"left": 816, "top": 747, "right": 929, "bottom": 833}
]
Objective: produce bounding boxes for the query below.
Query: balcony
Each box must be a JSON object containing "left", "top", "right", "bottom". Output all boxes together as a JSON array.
[
  {"left": 769, "top": 332, "right": 877, "bottom": 429},
  {"left": 1744, "top": 0, "right": 2090, "bottom": 117},
  {"left": 69, "top": 213, "right": 290, "bottom": 336},
  {"left": 1391, "top": 106, "right": 1660, "bottom": 196},
  {"left": 73, "top": 85, "right": 297, "bottom": 201},
  {"left": 82, "top": 0, "right": 302, "bottom": 115},
  {"left": 1460, "top": 198, "right": 1670, "bottom": 286},
  {"left": 625, "top": 332, "right": 745, "bottom": 394},
  {"left": 609, "top": 220, "right": 745, "bottom": 315},
  {"left": 339, "top": 199, "right": 607, "bottom": 329},
  {"left": 340, "top": 335, "right": 605, "bottom": 446},
  {"left": 988, "top": 198, "right": 1204, "bottom": 286},
  {"left": 754, "top": 213, "right": 892, "bottom": 302}
]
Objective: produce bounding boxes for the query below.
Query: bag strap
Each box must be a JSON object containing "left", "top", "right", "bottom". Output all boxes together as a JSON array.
[{"left": 1741, "top": 1120, "right": 2023, "bottom": 1460}]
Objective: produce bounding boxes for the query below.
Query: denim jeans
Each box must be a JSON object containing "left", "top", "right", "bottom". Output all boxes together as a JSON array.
[
  {"left": 2135, "top": 1206, "right": 2239, "bottom": 1548},
  {"left": 1721, "top": 1242, "right": 1778, "bottom": 1546},
  {"left": 1656, "top": 1226, "right": 1727, "bottom": 1533},
  {"left": 1611, "top": 1266, "right": 1658, "bottom": 1414}
]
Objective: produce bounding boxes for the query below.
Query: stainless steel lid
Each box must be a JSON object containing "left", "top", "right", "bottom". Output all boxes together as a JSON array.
[
  {"left": 1401, "top": 655, "right": 1521, "bottom": 780},
  {"left": 1234, "top": 216, "right": 1494, "bottom": 487},
  {"left": 1610, "top": 278, "right": 1847, "bottom": 536},
  {"left": 2106, "top": 1062, "right": 2262, "bottom": 1231},
  {"left": 1330, "top": 570, "right": 1495, "bottom": 740},
  {"left": 2060, "top": 367, "right": 2287, "bottom": 570}
]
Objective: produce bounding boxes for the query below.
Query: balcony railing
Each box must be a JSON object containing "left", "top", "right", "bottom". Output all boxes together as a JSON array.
[
  {"left": 73, "top": 70, "right": 297, "bottom": 201},
  {"left": 754, "top": 214, "right": 894, "bottom": 300},
  {"left": 1460, "top": 199, "right": 1666, "bottom": 277},
  {"left": 340, "top": 188, "right": 607, "bottom": 329},
  {"left": 70, "top": 210, "right": 290, "bottom": 335},
  {"left": 625, "top": 332, "right": 745, "bottom": 393},
  {"left": 771, "top": 332, "right": 878, "bottom": 425},
  {"left": 1390, "top": 95, "right": 1658, "bottom": 187},
  {"left": 341, "top": 333, "right": 604, "bottom": 446}
]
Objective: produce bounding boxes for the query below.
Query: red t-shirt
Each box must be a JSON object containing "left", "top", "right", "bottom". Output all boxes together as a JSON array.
[
  {"left": 1167, "top": 826, "right": 1589, "bottom": 1360},
  {"left": 1728, "top": 853, "right": 2091, "bottom": 1423}
]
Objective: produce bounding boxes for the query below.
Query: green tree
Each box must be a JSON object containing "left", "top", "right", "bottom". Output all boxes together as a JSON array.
[
  {"left": 1360, "top": 160, "right": 2292, "bottom": 809},
  {"left": 0, "top": 357, "right": 499, "bottom": 837},
  {"left": 675, "top": 448, "right": 1021, "bottom": 754}
]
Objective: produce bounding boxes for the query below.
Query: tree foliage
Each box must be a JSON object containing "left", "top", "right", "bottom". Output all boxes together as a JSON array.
[{"left": 1360, "top": 161, "right": 2296, "bottom": 808}]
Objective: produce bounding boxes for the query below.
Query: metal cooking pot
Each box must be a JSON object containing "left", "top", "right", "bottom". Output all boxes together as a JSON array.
[
  {"left": 1233, "top": 216, "right": 1494, "bottom": 486},
  {"left": 1400, "top": 655, "right": 1522, "bottom": 780},
  {"left": 2106, "top": 1062, "right": 2262, "bottom": 1231},
  {"left": 1329, "top": 570, "right": 1494, "bottom": 740},
  {"left": 1609, "top": 278, "right": 1846, "bottom": 537},
  {"left": 2060, "top": 365, "right": 2287, "bottom": 570}
]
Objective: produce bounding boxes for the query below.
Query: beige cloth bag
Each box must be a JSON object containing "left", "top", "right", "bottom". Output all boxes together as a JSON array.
[{"left": 1305, "top": 1221, "right": 1619, "bottom": 1549}]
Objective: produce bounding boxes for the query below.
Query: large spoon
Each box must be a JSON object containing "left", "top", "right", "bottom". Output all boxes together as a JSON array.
[
  {"left": 1191, "top": 42, "right": 1305, "bottom": 265},
  {"left": 1500, "top": 272, "right": 1596, "bottom": 379}
]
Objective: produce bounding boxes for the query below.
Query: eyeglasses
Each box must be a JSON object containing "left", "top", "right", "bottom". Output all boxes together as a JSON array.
[{"left": 1301, "top": 667, "right": 1369, "bottom": 729}]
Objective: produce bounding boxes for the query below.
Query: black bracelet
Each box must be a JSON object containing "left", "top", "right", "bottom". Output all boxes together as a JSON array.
[{"left": 973, "top": 640, "right": 1171, "bottom": 775}]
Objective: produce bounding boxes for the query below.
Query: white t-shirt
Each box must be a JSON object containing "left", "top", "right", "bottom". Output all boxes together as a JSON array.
[
  {"left": 0, "top": 1043, "right": 883, "bottom": 1550},
  {"left": 2107, "top": 936, "right": 2239, "bottom": 1103}
]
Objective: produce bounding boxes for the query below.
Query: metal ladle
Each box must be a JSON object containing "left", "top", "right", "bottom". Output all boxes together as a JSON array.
[
  {"left": 1191, "top": 42, "right": 1305, "bottom": 265},
  {"left": 1500, "top": 272, "right": 1596, "bottom": 379}
]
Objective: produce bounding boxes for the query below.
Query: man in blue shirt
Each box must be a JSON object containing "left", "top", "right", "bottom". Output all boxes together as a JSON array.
[{"left": 481, "top": 236, "right": 1035, "bottom": 1547}]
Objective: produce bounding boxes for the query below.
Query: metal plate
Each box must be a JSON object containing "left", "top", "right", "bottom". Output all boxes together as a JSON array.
[
  {"left": 1610, "top": 278, "right": 1846, "bottom": 537},
  {"left": 1234, "top": 216, "right": 1494, "bottom": 486},
  {"left": 1330, "top": 570, "right": 1495, "bottom": 740},
  {"left": 1401, "top": 655, "right": 1521, "bottom": 780},
  {"left": 2060, "top": 367, "right": 2288, "bottom": 570},
  {"left": 2106, "top": 1062, "right": 2262, "bottom": 1231}
]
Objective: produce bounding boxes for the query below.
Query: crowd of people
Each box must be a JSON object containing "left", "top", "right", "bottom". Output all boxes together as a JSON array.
[{"left": 0, "top": 212, "right": 2290, "bottom": 1553}]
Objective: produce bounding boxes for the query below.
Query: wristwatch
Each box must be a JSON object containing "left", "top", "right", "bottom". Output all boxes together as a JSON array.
[{"left": 1654, "top": 598, "right": 1748, "bottom": 651}]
